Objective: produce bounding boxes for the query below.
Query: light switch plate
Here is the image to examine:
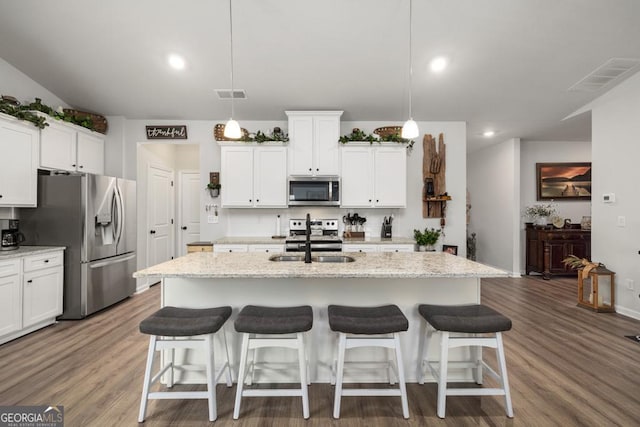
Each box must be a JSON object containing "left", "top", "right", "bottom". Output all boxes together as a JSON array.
[
  {"left": 603, "top": 193, "right": 616, "bottom": 203},
  {"left": 617, "top": 216, "right": 626, "bottom": 227}
]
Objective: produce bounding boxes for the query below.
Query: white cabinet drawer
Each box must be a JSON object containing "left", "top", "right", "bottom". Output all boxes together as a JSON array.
[
  {"left": 248, "top": 244, "right": 284, "bottom": 253},
  {"left": 23, "top": 251, "right": 63, "bottom": 273},
  {"left": 378, "top": 245, "right": 414, "bottom": 253},
  {"left": 0, "top": 259, "right": 20, "bottom": 278},
  {"left": 343, "top": 244, "right": 378, "bottom": 253},
  {"left": 214, "top": 244, "right": 249, "bottom": 253}
]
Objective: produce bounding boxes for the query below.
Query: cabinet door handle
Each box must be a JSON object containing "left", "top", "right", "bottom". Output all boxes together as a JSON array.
[
  {"left": 27, "top": 280, "right": 33, "bottom": 283},
  {"left": 79, "top": 165, "right": 84, "bottom": 169},
  {"left": 150, "top": 230, "right": 156, "bottom": 234},
  {"left": 369, "top": 199, "right": 372, "bottom": 202},
  {"left": 316, "top": 168, "right": 319, "bottom": 171},
  {"left": 72, "top": 164, "right": 76, "bottom": 167},
  {"left": 44, "top": 259, "right": 49, "bottom": 263},
  {"left": 181, "top": 226, "right": 187, "bottom": 230},
  {"left": 308, "top": 168, "right": 312, "bottom": 172},
  {"left": 376, "top": 199, "right": 379, "bottom": 203},
  {"left": 0, "top": 195, "right": 3, "bottom": 198}
]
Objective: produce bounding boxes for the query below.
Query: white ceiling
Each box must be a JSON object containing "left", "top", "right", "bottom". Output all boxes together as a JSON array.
[{"left": 1, "top": 0, "right": 640, "bottom": 150}]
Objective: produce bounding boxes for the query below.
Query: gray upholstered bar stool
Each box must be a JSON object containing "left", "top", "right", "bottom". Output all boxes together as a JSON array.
[
  {"left": 328, "top": 304, "right": 409, "bottom": 419},
  {"left": 418, "top": 304, "right": 513, "bottom": 418},
  {"left": 233, "top": 305, "right": 313, "bottom": 419},
  {"left": 138, "top": 306, "right": 233, "bottom": 422}
]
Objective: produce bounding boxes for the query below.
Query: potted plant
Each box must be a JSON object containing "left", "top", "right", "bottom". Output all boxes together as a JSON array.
[
  {"left": 413, "top": 227, "right": 441, "bottom": 251},
  {"left": 206, "top": 183, "right": 221, "bottom": 197},
  {"left": 524, "top": 203, "right": 556, "bottom": 226}
]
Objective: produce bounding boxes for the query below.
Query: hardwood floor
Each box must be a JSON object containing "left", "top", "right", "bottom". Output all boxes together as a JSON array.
[{"left": 1, "top": 276, "right": 640, "bottom": 426}]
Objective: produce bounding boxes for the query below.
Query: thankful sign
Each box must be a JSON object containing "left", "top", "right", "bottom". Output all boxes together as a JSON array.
[{"left": 145, "top": 125, "right": 188, "bottom": 139}]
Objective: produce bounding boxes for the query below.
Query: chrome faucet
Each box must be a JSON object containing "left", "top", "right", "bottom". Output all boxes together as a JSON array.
[{"left": 304, "top": 213, "right": 312, "bottom": 263}]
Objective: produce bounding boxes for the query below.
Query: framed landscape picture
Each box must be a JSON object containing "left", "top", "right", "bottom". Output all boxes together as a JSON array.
[
  {"left": 442, "top": 245, "right": 458, "bottom": 255},
  {"left": 536, "top": 162, "right": 591, "bottom": 200}
]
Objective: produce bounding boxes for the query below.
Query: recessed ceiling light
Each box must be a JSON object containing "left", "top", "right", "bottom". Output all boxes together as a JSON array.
[
  {"left": 168, "top": 54, "right": 186, "bottom": 70},
  {"left": 483, "top": 130, "right": 496, "bottom": 137},
  {"left": 430, "top": 56, "right": 448, "bottom": 73}
]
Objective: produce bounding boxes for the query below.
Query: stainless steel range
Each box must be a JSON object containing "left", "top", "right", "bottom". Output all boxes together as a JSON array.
[{"left": 285, "top": 218, "right": 342, "bottom": 252}]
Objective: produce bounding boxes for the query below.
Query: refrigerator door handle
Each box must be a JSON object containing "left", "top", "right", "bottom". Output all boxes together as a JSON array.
[
  {"left": 89, "top": 253, "right": 136, "bottom": 269},
  {"left": 114, "top": 184, "right": 124, "bottom": 246}
]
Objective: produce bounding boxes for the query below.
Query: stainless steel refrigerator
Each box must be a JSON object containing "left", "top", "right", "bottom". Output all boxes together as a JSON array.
[{"left": 21, "top": 174, "right": 136, "bottom": 319}]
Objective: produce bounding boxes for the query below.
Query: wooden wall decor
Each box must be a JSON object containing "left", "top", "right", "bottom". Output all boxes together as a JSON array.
[{"left": 422, "top": 133, "right": 449, "bottom": 219}]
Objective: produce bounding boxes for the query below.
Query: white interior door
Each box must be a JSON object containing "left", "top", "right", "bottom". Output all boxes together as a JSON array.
[
  {"left": 178, "top": 171, "right": 201, "bottom": 256},
  {"left": 147, "top": 164, "right": 174, "bottom": 267}
]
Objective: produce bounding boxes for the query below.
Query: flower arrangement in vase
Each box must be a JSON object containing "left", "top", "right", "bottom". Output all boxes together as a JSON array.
[{"left": 524, "top": 203, "right": 556, "bottom": 226}]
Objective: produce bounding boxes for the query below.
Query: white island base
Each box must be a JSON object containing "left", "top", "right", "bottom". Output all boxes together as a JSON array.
[
  {"left": 161, "top": 275, "right": 480, "bottom": 384},
  {"left": 134, "top": 251, "right": 507, "bottom": 385}
]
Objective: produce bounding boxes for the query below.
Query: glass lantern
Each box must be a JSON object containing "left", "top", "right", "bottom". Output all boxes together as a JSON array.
[{"left": 577, "top": 265, "right": 615, "bottom": 312}]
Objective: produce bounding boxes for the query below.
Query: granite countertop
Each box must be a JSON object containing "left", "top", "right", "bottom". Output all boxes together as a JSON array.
[
  {"left": 213, "top": 236, "right": 415, "bottom": 245},
  {"left": 0, "top": 246, "right": 65, "bottom": 260},
  {"left": 134, "top": 251, "right": 507, "bottom": 279}
]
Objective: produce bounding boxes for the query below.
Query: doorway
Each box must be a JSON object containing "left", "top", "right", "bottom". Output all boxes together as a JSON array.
[{"left": 136, "top": 143, "right": 200, "bottom": 291}]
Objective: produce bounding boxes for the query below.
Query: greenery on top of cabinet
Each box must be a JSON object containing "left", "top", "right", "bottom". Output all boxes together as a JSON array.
[
  {"left": 339, "top": 127, "right": 415, "bottom": 151},
  {"left": 0, "top": 97, "right": 101, "bottom": 132},
  {"left": 242, "top": 128, "right": 290, "bottom": 143}
]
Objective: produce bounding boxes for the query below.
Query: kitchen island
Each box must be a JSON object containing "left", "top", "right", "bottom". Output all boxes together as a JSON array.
[{"left": 134, "top": 251, "right": 507, "bottom": 383}]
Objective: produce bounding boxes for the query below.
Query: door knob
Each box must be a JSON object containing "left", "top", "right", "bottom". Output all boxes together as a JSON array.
[
  {"left": 150, "top": 230, "right": 156, "bottom": 234},
  {"left": 181, "top": 226, "right": 187, "bottom": 230}
]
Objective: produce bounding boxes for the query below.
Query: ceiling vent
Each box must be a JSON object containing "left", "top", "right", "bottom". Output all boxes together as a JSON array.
[
  {"left": 215, "top": 89, "right": 247, "bottom": 99},
  {"left": 569, "top": 58, "right": 640, "bottom": 92}
]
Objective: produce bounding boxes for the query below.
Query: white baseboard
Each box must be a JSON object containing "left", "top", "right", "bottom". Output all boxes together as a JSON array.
[{"left": 614, "top": 305, "right": 640, "bottom": 321}]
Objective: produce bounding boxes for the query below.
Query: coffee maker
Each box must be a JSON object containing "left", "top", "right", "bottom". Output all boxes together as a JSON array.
[{"left": 1, "top": 219, "right": 25, "bottom": 251}]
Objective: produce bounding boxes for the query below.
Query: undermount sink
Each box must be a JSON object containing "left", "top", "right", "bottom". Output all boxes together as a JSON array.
[
  {"left": 268, "top": 255, "right": 355, "bottom": 263},
  {"left": 311, "top": 255, "right": 355, "bottom": 263},
  {"left": 268, "top": 255, "right": 305, "bottom": 262}
]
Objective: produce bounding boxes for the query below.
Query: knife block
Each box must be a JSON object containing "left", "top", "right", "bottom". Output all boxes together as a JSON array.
[{"left": 381, "top": 224, "right": 392, "bottom": 239}]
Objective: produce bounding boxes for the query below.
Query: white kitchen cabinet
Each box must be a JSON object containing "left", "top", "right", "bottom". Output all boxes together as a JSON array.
[
  {"left": 213, "top": 244, "right": 249, "bottom": 253},
  {"left": 0, "top": 259, "right": 21, "bottom": 337},
  {"left": 0, "top": 249, "right": 64, "bottom": 345},
  {"left": 378, "top": 244, "right": 414, "bottom": 253},
  {"left": 220, "top": 145, "right": 287, "bottom": 208},
  {"left": 0, "top": 115, "right": 39, "bottom": 207},
  {"left": 248, "top": 244, "right": 285, "bottom": 253},
  {"left": 286, "top": 111, "right": 342, "bottom": 176},
  {"left": 22, "top": 251, "right": 63, "bottom": 328},
  {"left": 343, "top": 243, "right": 414, "bottom": 253},
  {"left": 340, "top": 145, "right": 407, "bottom": 208},
  {"left": 40, "top": 119, "right": 104, "bottom": 175}
]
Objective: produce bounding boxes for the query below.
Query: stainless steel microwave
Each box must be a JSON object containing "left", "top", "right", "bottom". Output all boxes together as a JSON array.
[{"left": 288, "top": 176, "right": 340, "bottom": 206}]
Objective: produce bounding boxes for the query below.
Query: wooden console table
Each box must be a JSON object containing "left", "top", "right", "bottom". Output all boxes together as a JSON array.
[{"left": 525, "top": 223, "right": 591, "bottom": 280}]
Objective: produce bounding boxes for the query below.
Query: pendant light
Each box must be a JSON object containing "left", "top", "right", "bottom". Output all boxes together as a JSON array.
[
  {"left": 224, "top": 0, "right": 241, "bottom": 139},
  {"left": 401, "top": 0, "right": 419, "bottom": 139}
]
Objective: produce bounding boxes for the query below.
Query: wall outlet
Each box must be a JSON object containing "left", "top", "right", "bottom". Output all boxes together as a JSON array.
[
  {"left": 626, "top": 279, "right": 634, "bottom": 290},
  {"left": 207, "top": 215, "right": 218, "bottom": 224}
]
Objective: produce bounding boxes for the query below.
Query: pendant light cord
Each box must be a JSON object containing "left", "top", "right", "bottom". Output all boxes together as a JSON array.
[
  {"left": 408, "top": 0, "right": 413, "bottom": 119},
  {"left": 229, "top": 0, "right": 235, "bottom": 118}
]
